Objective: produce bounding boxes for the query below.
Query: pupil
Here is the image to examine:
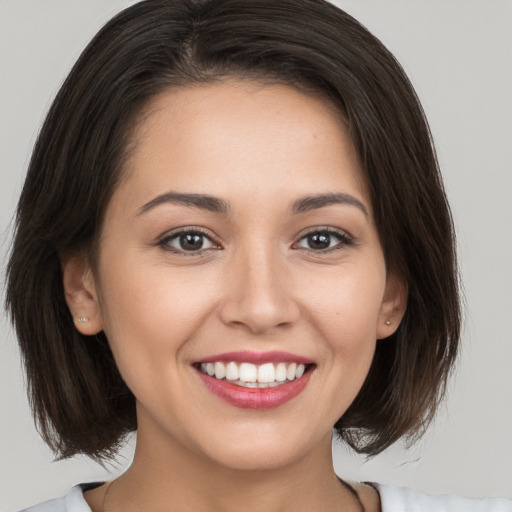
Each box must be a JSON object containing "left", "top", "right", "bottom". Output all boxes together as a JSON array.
[
  {"left": 309, "top": 233, "right": 330, "bottom": 249},
  {"left": 180, "top": 233, "right": 203, "bottom": 250}
]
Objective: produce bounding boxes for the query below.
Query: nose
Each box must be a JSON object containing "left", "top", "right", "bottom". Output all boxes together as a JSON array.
[{"left": 218, "top": 244, "right": 300, "bottom": 335}]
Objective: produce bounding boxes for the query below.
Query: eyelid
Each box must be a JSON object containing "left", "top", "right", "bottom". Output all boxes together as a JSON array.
[
  {"left": 157, "top": 226, "right": 222, "bottom": 255},
  {"left": 292, "top": 226, "right": 355, "bottom": 253},
  {"left": 155, "top": 225, "right": 354, "bottom": 256}
]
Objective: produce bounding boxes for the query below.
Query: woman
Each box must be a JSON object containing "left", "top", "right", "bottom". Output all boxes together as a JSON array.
[{"left": 5, "top": 1, "right": 511, "bottom": 511}]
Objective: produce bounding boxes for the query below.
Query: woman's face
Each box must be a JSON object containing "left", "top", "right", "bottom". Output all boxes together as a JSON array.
[{"left": 77, "top": 81, "right": 403, "bottom": 470}]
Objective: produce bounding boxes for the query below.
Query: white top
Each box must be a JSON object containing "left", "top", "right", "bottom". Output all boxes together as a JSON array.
[{"left": 19, "top": 483, "right": 512, "bottom": 511}]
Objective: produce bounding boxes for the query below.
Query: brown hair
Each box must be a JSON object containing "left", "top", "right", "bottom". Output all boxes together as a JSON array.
[{"left": 5, "top": 0, "right": 460, "bottom": 460}]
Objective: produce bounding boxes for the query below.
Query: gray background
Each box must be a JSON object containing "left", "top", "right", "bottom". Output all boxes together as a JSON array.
[{"left": 1, "top": 1, "right": 511, "bottom": 510}]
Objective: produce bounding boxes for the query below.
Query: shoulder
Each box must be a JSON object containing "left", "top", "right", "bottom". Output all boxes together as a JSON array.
[
  {"left": 373, "top": 483, "right": 512, "bottom": 512},
  {"left": 19, "top": 485, "right": 93, "bottom": 512}
]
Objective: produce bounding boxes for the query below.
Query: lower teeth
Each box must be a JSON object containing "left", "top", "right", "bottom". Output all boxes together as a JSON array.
[{"left": 230, "top": 379, "right": 290, "bottom": 388}]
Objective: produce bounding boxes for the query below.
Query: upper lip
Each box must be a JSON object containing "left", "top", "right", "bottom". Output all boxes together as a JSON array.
[{"left": 195, "top": 350, "right": 314, "bottom": 365}]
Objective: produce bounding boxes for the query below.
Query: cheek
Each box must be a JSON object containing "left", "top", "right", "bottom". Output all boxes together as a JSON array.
[
  {"left": 305, "top": 260, "right": 386, "bottom": 339},
  {"left": 95, "top": 254, "right": 221, "bottom": 384},
  {"left": 304, "top": 261, "right": 386, "bottom": 401}
]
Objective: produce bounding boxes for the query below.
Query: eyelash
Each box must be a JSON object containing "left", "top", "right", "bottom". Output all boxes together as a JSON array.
[
  {"left": 157, "top": 227, "right": 220, "bottom": 256},
  {"left": 157, "top": 226, "right": 354, "bottom": 256},
  {"left": 293, "top": 227, "right": 354, "bottom": 254}
]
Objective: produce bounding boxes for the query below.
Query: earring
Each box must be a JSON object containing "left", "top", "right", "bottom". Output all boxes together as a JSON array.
[
  {"left": 77, "top": 317, "right": 89, "bottom": 323},
  {"left": 385, "top": 320, "right": 392, "bottom": 326}
]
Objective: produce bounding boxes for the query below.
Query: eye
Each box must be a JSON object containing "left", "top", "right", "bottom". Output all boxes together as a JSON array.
[
  {"left": 159, "top": 229, "right": 220, "bottom": 254},
  {"left": 295, "top": 228, "right": 353, "bottom": 252}
]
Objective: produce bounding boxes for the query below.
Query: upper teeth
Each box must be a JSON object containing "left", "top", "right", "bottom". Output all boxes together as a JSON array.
[{"left": 200, "top": 361, "right": 306, "bottom": 387}]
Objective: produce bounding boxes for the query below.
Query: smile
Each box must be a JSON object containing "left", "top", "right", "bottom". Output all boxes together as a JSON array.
[
  {"left": 194, "top": 351, "right": 315, "bottom": 409},
  {"left": 198, "top": 361, "right": 307, "bottom": 388}
]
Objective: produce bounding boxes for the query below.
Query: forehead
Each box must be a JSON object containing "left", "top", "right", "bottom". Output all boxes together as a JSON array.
[{"left": 114, "top": 80, "right": 369, "bottom": 213}]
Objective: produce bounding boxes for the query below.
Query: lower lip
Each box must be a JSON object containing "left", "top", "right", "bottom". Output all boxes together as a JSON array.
[{"left": 196, "top": 369, "right": 313, "bottom": 410}]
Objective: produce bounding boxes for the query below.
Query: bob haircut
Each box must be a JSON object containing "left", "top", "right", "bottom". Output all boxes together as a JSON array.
[{"left": 6, "top": 0, "right": 460, "bottom": 461}]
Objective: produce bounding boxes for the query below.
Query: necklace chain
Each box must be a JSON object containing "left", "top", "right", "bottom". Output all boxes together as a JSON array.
[
  {"left": 338, "top": 477, "right": 365, "bottom": 512},
  {"left": 101, "top": 480, "right": 114, "bottom": 512}
]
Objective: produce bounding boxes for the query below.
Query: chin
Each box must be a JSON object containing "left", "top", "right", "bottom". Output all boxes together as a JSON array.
[
  {"left": 207, "top": 444, "right": 302, "bottom": 472},
  {"left": 193, "top": 423, "right": 325, "bottom": 472}
]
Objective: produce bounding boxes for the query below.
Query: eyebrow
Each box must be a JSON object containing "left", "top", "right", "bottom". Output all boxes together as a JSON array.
[
  {"left": 137, "top": 192, "right": 230, "bottom": 216},
  {"left": 291, "top": 193, "right": 369, "bottom": 218},
  {"left": 137, "top": 191, "right": 368, "bottom": 218}
]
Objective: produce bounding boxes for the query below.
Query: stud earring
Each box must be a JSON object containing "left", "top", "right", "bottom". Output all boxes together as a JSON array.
[
  {"left": 385, "top": 320, "right": 392, "bottom": 326},
  {"left": 77, "top": 317, "right": 89, "bottom": 323}
]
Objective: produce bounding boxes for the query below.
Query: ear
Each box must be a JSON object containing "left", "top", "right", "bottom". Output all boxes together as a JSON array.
[
  {"left": 376, "top": 272, "right": 408, "bottom": 340},
  {"left": 61, "top": 253, "right": 103, "bottom": 335}
]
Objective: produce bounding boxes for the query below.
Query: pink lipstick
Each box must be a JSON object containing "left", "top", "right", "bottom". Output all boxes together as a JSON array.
[{"left": 194, "top": 351, "right": 315, "bottom": 410}]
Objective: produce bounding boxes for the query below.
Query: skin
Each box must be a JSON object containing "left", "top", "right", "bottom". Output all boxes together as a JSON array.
[{"left": 64, "top": 80, "right": 406, "bottom": 512}]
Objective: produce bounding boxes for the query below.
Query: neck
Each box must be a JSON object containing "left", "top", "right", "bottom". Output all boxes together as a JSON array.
[{"left": 104, "top": 423, "right": 362, "bottom": 512}]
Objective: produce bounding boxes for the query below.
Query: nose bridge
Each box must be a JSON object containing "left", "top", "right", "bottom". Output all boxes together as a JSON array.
[{"left": 219, "top": 236, "right": 298, "bottom": 333}]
